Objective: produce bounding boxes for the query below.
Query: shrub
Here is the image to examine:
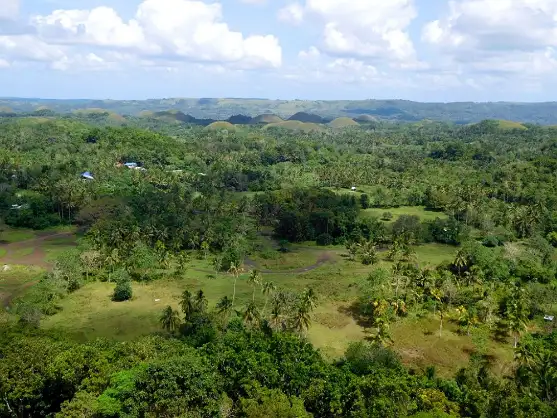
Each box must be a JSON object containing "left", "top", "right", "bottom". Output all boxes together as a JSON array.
[
  {"left": 547, "top": 231, "right": 557, "bottom": 247},
  {"left": 360, "top": 194, "right": 370, "bottom": 209},
  {"left": 482, "top": 235, "right": 501, "bottom": 248},
  {"left": 112, "top": 280, "right": 132, "bottom": 302},
  {"left": 381, "top": 212, "right": 393, "bottom": 221},
  {"left": 316, "top": 233, "right": 334, "bottom": 246}
]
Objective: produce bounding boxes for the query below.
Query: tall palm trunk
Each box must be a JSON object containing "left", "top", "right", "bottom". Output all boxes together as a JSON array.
[
  {"left": 263, "top": 297, "right": 269, "bottom": 316},
  {"left": 232, "top": 276, "right": 237, "bottom": 306}
]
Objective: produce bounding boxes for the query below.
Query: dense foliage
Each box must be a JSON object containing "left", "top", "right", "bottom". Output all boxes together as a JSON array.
[{"left": 2, "top": 114, "right": 557, "bottom": 417}]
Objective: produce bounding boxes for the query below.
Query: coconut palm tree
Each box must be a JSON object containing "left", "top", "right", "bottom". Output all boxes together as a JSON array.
[
  {"left": 453, "top": 248, "right": 469, "bottom": 277},
  {"left": 301, "top": 287, "right": 318, "bottom": 311},
  {"left": 391, "top": 262, "right": 409, "bottom": 299},
  {"left": 227, "top": 262, "right": 244, "bottom": 307},
  {"left": 179, "top": 290, "right": 195, "bottom": 320},
  {"left": 247, "top": 269, "right": 262, "bottom": 302},
  {"left": 369, "top": 317, "right": 393, "bottom": 347},
  {"left": 194, "top": 289, "right": 208, "bottom": 313},
  {"left": 292, "top": 305, "right": 312, "bottom": 336},
  {"left": 456, "top": 305, "right": 479, "bottom": 336},
  {"left": 431, "top": 287, "right": 447, "bottom": 337},
  {"left": 262, "top": 281, "right": 276, "bottom": 315},
  {"left": 242, "top": 302, "right": 261, "bottom": 328},
  {"left": 216, "top": 295, "right": 233, "bottom": 325},
  {"left": 359, "top": 240, "right": 378, "bottom": 265},
  {"left": 160, "top": 306, "right": 180, "bottom": 333}
]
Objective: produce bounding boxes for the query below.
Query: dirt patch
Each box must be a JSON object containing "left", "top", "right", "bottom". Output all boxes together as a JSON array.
[
  {"left": 0, "top": 232, "right": 75, "bottom": 269},
  {"left": 314, "top": 311, "right": 352, "bottom": 328},
  {"left": 397, "top": 347, "right": 424, "bottom": 361}
]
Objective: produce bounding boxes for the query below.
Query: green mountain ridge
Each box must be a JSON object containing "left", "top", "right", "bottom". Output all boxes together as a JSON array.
[{"left": 3, "top": 97, "right": 557, "bottom": 124}]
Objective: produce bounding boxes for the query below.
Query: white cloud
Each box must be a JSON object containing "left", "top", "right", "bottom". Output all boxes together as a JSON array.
[
  {"left": 0, "top": 0, "right": 19, "bottom": 19},
  {"left": 0, "top": 34, "right": 66, "bottom": 62},
  {"left": 298, "top": 46, "right": 320, "bottom": 60},
  {"left": 32, "top": 7, "right": 145, "bottom": 49},
  {"left": 278, "top": 3, "right": 304, "bottom": 25},
  {"left": 1, "top": 0, "right": 282, "bottom": 71},
  {"left": 423, "top": 0, "right": 557, "bottom": 76},
  {"left": 279, "top": 0, "right": 418, "bottom": 65},
  {"left": 0, "top": 58, "right": 9, "bottom": 68}
]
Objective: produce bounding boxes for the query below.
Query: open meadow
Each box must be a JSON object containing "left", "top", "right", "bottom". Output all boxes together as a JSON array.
[{"left": 1, "top": 214, "right": 519, "bottom": 377}]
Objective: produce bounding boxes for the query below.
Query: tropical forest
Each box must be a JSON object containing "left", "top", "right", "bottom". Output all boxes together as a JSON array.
[{"left": 1, "top": 110, "right": 557, "bottom": 418}]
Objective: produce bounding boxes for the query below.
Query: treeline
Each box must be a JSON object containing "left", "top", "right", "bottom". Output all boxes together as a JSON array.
[{"left": 2, "top": 324, "right": 555, "bottom": 417}]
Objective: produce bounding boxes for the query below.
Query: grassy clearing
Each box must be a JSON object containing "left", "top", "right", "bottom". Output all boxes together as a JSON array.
[
  {"left": 0, "top": 249, "right": 6, "bottom": 258},
  {"left": 0, "top": 228, "right": 35, "bottom": 243},
  {"left": 33, "top": 238, "right": 493, "bottom": 376},
  {"left": 248, "top": 249, "right": 322, "bottom": 271},
  {"left": 41, "top": 274, "right": 274, "bottom": 341},
  {"left": 0, "top": 265, "right": 44, "bottom": 311},
  {"left": 391, "top": 315, "right": 514, "bottom": 377},
  {"left": 309, "top": 302, "right": 366, "bottom": 360},
  {"left": 361, "top": 206, "right": 447, "bottom": 223},
  {"left": 413, "top": 243, "right": 457, "bottom": 266},
  {"left": 11, "top": 247, "right": 35, "bottom": 258}
]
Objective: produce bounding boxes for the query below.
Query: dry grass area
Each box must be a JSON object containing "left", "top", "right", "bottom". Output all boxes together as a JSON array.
[{"left": 391, "top": 316, "right": 515, "bottom": 377}]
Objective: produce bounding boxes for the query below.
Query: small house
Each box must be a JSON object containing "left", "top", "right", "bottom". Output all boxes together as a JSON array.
[
  {"left": 81, "top": 171, "right": 95, "bottom": 180},
  {"left": 544, "top": 315, "right": 554, "bottom": 322}
]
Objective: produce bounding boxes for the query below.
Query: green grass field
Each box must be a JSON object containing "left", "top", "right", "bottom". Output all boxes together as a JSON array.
[
  {"left": 361, "top": 206, "right": 447, "bottom": 223},
  {"left": 11, "top": 247, "right": 35, "bottom": 258},
  {"left": 0, "top": 228, "right": 35, "bottom": 243},
  {"left": 0, "top": 265, "right": 44, "bottom": 316},
  {"left": 1, "top": 224, "right": 510, "bottom": 376}
]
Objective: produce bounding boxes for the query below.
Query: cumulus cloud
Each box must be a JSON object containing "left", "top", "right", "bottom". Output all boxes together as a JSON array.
[
  {"left": 280, "top": 0, "right": 418, "bottom": 65},
  {"left": 0, "top": 0, "right": 19, "bottom": 19},
  {"left": 278, "top": 3, "right": 304, "bottom": 25},
  {"left": 423, "top": 0, "right": 557, "bottom": 76},
  {"left": 0, "top": 0, "right": 282, "bottom": 71}
]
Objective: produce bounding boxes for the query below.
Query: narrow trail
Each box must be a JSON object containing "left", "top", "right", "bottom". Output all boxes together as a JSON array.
[
  {"left": 1, "top": 280, "right": 39, "bottom": 309},
  {"left": 1, "top": 231, "right": 76, "bottom": 309},
  {"left": 0, "top": 231, "right": 74, "bottom": 269}
]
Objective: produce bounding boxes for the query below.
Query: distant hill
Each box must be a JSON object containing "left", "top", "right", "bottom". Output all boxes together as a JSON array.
[
  {"left": 251, "top": 114, "right": 283, "bottom": 124},
  {"left": 73, "top": 108, "right": 126, "bottom": 123},
  {"left": 494, "top": 119, "right": 528, "bottom": 130},
  {"left": 288, "top": 112, "right": 325, "bottom": 124},
  {"left": 264, "top": 120, "right": 324, "bottom": 132},
  {"left": 227, "top": 114, "right": 252, "bottom": 124},
  {"left": 4, "top": 97, "right": 557, "bottom": 124},
  {"left": 151, "top": 110, "right": 197, "bottom": 123},
  {"left": 205, "top": 121, "right": 236, "bottom": 131},
  {"left": 354, "top": 114, "right": 378, "bottom": 123},
  {"left": 328, "top": 117, "right": 359, "bottom": 129}
]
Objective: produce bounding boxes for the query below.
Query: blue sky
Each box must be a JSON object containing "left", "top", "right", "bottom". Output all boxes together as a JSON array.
[{"left": 2, "top": 0, "right": 557, "bottom": 101}]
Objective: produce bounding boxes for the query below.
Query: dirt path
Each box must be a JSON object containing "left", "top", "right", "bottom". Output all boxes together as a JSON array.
[
  {"left": 1, "top": 280, "right": 39, "bottom": 310},
  {"left": 0, "top": 232, "right": 74, "bottom": 269}
]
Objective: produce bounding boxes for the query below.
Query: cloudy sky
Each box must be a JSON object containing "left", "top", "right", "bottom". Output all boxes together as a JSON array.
[{"left": 1, "top": 0, "right": 557, "bottom": 101}]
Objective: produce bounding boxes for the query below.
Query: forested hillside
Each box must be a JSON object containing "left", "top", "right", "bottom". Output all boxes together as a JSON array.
[
  {"left": 3, "top": 97, "right": 557, "bottom": 124},
  {"left": 1, "top": 114, "right": 557, "bottom": 417}
]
